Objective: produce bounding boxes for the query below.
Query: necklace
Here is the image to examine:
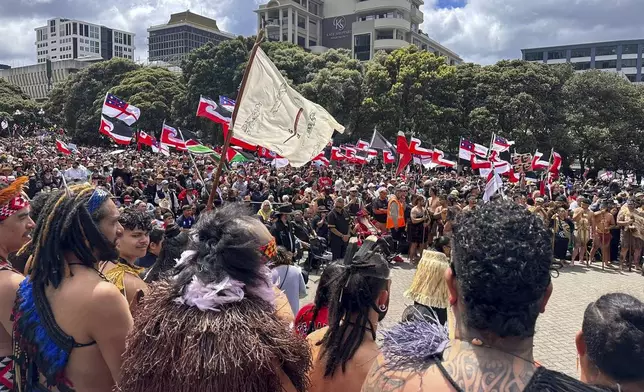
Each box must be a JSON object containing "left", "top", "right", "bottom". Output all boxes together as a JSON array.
[
  {"left": 68, "top": 262, "right": 109, "bottom": 282},
  {"left": 453, "top": 337, "right": 537, "bottom": 366}
]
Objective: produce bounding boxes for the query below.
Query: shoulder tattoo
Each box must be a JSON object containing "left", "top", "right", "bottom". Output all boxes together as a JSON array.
[{"left": 361, "top": 355, "right": 409, "bottom": 392}]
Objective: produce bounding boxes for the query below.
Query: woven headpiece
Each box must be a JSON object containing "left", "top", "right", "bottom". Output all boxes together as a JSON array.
[{"left": 0, "top": 176, "right": 29, "bottom": 222}]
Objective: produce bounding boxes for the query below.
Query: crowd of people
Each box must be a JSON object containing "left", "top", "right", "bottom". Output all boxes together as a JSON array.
[{"left": 0, "top": 131, "right": 642, "bottom": 392}]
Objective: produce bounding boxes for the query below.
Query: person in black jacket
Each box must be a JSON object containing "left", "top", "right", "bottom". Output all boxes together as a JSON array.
[{"left": 271, "top": 205, "right": 297, "bottom": 254}]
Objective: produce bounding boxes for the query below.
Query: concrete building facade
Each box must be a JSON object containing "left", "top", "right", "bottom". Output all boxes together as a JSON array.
[
  {"left": 0, "top": 60, "right": 95, "bottom": 100},
  {"left": 147, "top": 10, "right": 235, "bottom": 65},
  {"left": 522, "top": 39, "right": 644, "bottom": 82},
  {"left": 35, "top": 18, "right": 135, "bottom": 64},
  {"left": 254, "top": 0, "right": 462, "bottom": 64}
]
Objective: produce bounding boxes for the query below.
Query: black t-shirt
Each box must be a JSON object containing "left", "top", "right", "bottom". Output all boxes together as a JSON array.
[
  {"left": 112, "top": 168, "right": 131, "bottom": 186},
  {"left": 373, "top": 197, "right": 388, "bottom": 223},
  {"left": 327, "top": 209, "right": 350, "bottom": 238}
]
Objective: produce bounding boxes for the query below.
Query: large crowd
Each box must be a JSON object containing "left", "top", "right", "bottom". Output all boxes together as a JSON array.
[{"left": 0, "top": 131, "right": 642, "bottom": 392}]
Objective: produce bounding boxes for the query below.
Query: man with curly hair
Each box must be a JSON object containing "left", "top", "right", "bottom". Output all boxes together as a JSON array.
[
  {"left": 362, "top": 201, "right": 605, "bottom": 392},
  {"left": 100, "top": 208, "right": 150, "bottom": 310}
]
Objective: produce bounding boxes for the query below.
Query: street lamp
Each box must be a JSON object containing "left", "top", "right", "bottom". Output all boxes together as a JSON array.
[
  {"left": 38, "top": 108, "right": 45, "bottom": 116},
  {"left": 13, "top": 110, "right": 22, "bottom": 116}
]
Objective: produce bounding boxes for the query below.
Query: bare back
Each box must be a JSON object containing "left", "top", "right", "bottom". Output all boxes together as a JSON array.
[
  {"left": 308, "top": 327, "right": 380, "bottom": 392},
  {"left": 41, "top": 267, "right": 132, "bottom": 392}
]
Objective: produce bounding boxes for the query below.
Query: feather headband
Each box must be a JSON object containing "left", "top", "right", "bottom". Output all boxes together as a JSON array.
[{"left": 0, "top": 176, "right": 29, "bottom": 222}]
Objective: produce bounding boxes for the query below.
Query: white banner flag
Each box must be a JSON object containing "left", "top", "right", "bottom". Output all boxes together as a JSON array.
[
  {"left": 0, "top": 120, "right": 7, "bottom": 130},
  {"left": 231, "top": 47, "right": 345, "bottom": 167}
]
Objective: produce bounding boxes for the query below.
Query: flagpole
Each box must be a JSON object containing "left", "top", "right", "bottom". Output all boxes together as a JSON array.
[
  {"left": 487, "top": 133, "right": 495, "bottom": 159},
  {"left": 179, "top": 128, "right": 210, "bottom": 198},
  {"left": 207, "top": 30, "right": 265, "bottom": 211}
]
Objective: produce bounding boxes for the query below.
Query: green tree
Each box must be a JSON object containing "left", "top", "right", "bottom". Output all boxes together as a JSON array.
[
  {"left": 359, "top": 46, "right": 456, "bottom": 145},
  {"left": 46, "top": 58, "right": 140, "bottom": 143},
  {"left": 46, "top": 59, "right": 185, "bottom": 145},
  {"left": 299, "top": 49, "right": 365, "bottom": 139},
  {"left": 0, "top": 78, "right": 39, "bottom": 124},
  {"left": 563, "top": 70, "right": 644, "bottom": 173}
]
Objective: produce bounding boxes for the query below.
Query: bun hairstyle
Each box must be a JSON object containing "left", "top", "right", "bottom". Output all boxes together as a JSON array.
[
  {"left": 583, "top": 293, "right": 644, "bottom": 383},
  {"left": 172, "top": 203, "right": 270, "bottom": 299},
  {"left": 120, "top": 203, "right": 313, "bottom": 392}
]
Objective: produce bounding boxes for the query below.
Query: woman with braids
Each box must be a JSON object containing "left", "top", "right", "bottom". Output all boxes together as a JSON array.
[
  {"left": 362, "top": 201, "right": 610, "bottom": 392},
  {"left": 0, "top": 177, "right": 35, "bottom": 392},
  {"left": 307, "top": 239, "right": 391, "bottom": 392},
  {"left": 576, "top": 293, "right": 644, "bottom": 391},
  {"left": 294, "top": 263, "right": 342, "bottom": 337},
  {"left": 100, "top": 208, "right": 150, "bottom": 310},
  {"left": 12, "top": 184, "right": 132, "bottom": 392},
  {"left": 118, "top": 203, "right": 311, "bottom": 392}
]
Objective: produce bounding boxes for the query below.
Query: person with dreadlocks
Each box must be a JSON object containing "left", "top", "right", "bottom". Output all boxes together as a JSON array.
[
  {"left": 12, "top": 185, "right": 132, "bottom": 392},
  {"left": 99, "top": 208, "right": 150, "bottom": 309},
  {"left": 0, "top": 177, "right": 34, "bottom": 392},
  {"left": 362, "top": 201, "right": 609, "bottom": 392},
  {"left": 118, "top": 203, "right": 311, "bottom": 392},
  {"left": 307, "top": 238, "right": 391, "bottom": 392}
]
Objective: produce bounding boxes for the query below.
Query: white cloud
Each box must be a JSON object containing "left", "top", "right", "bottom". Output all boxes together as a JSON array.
[
  {"left": 0, "top": 0, "right": 259, "bottom": 66},
  {"left": 421, "top": 0, "right": 644, "bottom": 64},
  {"left": 3, "top": 0, "right": 644, "bottom": 67}
]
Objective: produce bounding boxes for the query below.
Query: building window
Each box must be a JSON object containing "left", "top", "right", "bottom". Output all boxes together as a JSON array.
[
  {"left": 309, "top": 2, "right": 318, "bottom": 15},
  {"left": 626, "top": 74, "right": 637, "bottom": 82},
  {"left": 622, "top": 58, "right": 637, "bottom": 68},
  {"left": 572, "top": 61, "right": 591, "bottom": 71},
  {"left": 376, "top": 30, "right": 393, "bottom": 40},
  {"left": 73, "top": 22, "right": 77, "bottom": 35},
  {"left": 597, "top": 60, "right": 617, "bottom": 69},
  {"left": 297, "top": 15, "right": 306, "bottom": 29},
  {"left": 354, "top": 33, "right": 371, "bottom": 61},
  {"left": 622, "top": 44, "right": 638, "bottom": 55},
  {"left": 524, "top": 51, "right": 543, "bottom": 61},
  {"left": 595, "top": 46, "right": 617, "bottom": 56},
  {"left": 570, "top": 48, "right": 591, "bottom": 58},
  {"left": 297, "top": 35, "right": 306, "bottom": 47},
  {"left": 547, "top": 50, "right": 566, "bottom": 60},
  {"left": 309, "top": 39, "right": 317, "bottom": 47}
]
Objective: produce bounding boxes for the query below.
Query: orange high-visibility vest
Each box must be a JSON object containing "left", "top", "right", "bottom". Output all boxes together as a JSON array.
[{"left": 386, "top": 198, "right": 405, "bottom": 229}]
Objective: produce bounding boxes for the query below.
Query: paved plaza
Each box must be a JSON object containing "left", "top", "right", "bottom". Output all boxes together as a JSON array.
[{"left": 300, "top": 260, "right": 644, "bottom": 377}]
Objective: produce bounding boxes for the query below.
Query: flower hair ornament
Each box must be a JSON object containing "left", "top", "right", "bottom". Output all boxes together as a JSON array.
[{"left": 174, "top": 250, "right": 276, "bottom": 312}]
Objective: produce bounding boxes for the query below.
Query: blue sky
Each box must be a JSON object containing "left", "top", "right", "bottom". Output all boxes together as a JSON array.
[
  {"left": 2, "top": 0, "right": 644, "bottom": 66},
  {"left": 435, "top": 0, "right": 467, "bottom": 9}
]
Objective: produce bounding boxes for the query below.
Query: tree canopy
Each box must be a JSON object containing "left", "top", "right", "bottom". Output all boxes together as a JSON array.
[
  {"left": 4, "top": 38, "right": 643, "bottom": 174},
  {"left": 0, "top": 78, "right": 40, "bottom": 123}
]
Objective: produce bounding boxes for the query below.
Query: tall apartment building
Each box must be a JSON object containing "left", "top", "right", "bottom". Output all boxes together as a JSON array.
[
  {"left": 35, "top": 18, "right": 135, "bottom": 64},
  {"left": 147, "top": 10, "right": 235, "bottom": 64},
  {"left": 254, "top": 0, "right": 462, "bottom": 64},
  {"left": 522, "top": 39, "right": 644, "bottom": 82}
]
